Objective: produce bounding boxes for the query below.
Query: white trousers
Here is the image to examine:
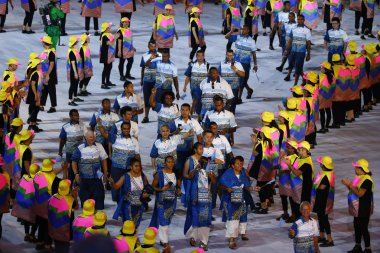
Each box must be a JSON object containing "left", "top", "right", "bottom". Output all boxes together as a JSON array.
[
  {"left": 225, "top": 221, "right": 247, "bottom": 238},
  {"left": 159, "top": 225, "right": 170, "bottom": 243},
  {"left": 187, "top": 227, "right": 210, "bottom": 244}
]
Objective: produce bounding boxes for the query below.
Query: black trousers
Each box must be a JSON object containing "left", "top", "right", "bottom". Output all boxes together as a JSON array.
[
  {"left": 55, "top": 240, "right": 70, "bottom": 253},
  {"left": 317, "top": 212, "right": 331, "bottom": 234},
  {"left": 29, "top": 102, "right": 40, "bottom": 122},
  {"left": 102, "top": 63, "right": 112, "bottom": 85},
  {"left": 79, "top": 77, "right": 91, "bottom": 89},
  {"left": 118, "top": 57, "right": 134, "bottom": 77},
  {"left": 355, "top": 11, "right": 362, "bottom": 30},
  {"left": 41, "top": 82, "right": 57, "bottom": 107},
  {"left": 0, "top": 14, "right": 6, "bottom": 27},
  {"left": 37, "top": 216, "right": 52, "bottom": 245},
  {"left": 332, "top": 101, "right": 346, "bottom": 125},
  {"left": 24, "top": 220, "right": 38, "bottom": 235},
  {"left": 319, "top": 108, "right": 332, "bottom": 129},
  {"left": 0, "top": 213, "right": 2, "bottom": 239},
  {"left": 290, "top": 198, "right": 301, "bottom": 218},
  {"left": 362, "top": 88, "right": 372, "bottom": 105},
  {"left": 189, "top": 44, "right": 207, "bottom": 60},
  {"left": 69, "top": 78, "right": 79, "bottom": 100},
  {"left": 85, "top": 17, "right": 99, "bottom": 31},
  {"left": 354, "top": 216, "right": 371, "bottom": 248},
  {"left": 121, "top": 12, "right": 132, "bottom": 19},
  {"left": 61, "top": 13, "right": 66, "bottom": 33},
  {"left": 23, "top": 11, "right": 34, "bottom": 27}
]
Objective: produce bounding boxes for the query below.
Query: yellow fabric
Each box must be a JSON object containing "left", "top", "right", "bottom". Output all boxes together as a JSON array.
[
  {"left": 18, "top": 144, "right": 34, "bottom": 170},
  {"left": 86, "top": 227, "right": 109, "bottom": 236},
  {"left": 297, "top": 156, "right": 314, "bottom": 180},
  {"left": 36, "top": 171, "right": 57, "bottom": 195},
  {"left": 315, "top": 170, "right": 333, "bottom": 188},
  {"left": 115, "top": 235, "right": 139, "bottom": 251},
  {"left": 357, "top": 175, "right": 374, "bottom": 192}
]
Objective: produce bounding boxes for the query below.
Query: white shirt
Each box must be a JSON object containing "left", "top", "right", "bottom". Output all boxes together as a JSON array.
[
  {"left": 293, "top": 218, "right": 319, "bottom": 238},
  {"left": 114, "top": 93, "right": 144, "bottom": 111},
  {"left": 202, "top": 145, "right": 225, "bottom": 162},
  {"left": 212, "top": 134, "right": 232, "bottom": 155},
  {"left": 113, "top": 120, "right": 139, "bottom": 139},
  {"left": 203, "top": 109, "right": 237, "bottom": 130},
  {"left": 234, "top": 35, "right": 257, "bottom": 64},
  {"left": 152, "top": 58, "right": 178, "bottom": 89},
  {"left": 219, "top": 61, "right": 245, "bottom": 90},
  {"left": 200, "top": 77, "right": 234, "bottom": 112}
]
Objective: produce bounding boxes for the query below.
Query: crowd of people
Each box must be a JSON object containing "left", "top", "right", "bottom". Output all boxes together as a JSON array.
[{"left": 0, "top": 0, "right": 379, "bottom": 252}]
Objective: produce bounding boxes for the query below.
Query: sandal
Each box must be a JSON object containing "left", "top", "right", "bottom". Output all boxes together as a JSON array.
[
  {"left": 190, "top": 237, "right": 196, "bottom": 247},
  {"left": 241, "top": 234, "right": 249, "bottom": 241},
  {"left": 199, "top": 242, "right": 208, "bottom": 251},
  {"left": 229, "top": 239, "right": 237, "bottom": 250}
]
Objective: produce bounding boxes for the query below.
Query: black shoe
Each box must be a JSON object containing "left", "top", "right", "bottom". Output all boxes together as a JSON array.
[
  {"left": 36, "top": 118, "right": 42, "bottom": 122},
  {"left": 78, "top": 91, "right": 88, "bottom": 96},
  {"left": 329, "top": 124, "right": 340, "bottom": 129},
  {"left": 101, "top": 84, "right": 110, "bottom": 89},
  {"left": 0, "top": 30, "right": 6, "bottom": 33},
  {"left": 276, "top": 213, "right": 289, "bottom": 221},
  {"left": 47, "top": 107, "right": 56, "bottom": 113},
  {"left": 94, "top": 31, "right": 100, "bottom": 36},
  {"left": 361, "top": 35, "right": 366, "bottom": 40},
  {"left": 141, "top": 117, "right": 149, "bottom": 123},
  {"left": 246, "top": 88, "right": 253, "bottom": 99},
  {"left": 27, "top": 30, "right": 35, "bottom": 34},
  {"left": 317, "top": 128, "right": 326, "bottom": 133},
  {"left": 84, "top": 90, "right": 92, "bottom": 95},
  {"left": 39, "top": 106, "right": 44, "bottom": 111},
  {"left": 363, "top": 249, "right": 372, "bottom": 253},
  {"left": 284, "top": 75, "right": 291, "bottom": 81},
  {"left": 345, "top": 118, "right": 355, "bottom": 123},
  {"left": 318, "top": 237, "right": 327, "bottom": 243},
  {"left": 33, "top": 126, "right": 43, "bottom": 133},
  {"left": 22, "top": 30, "right": 27, "bottom": 33},
  {"left": 367, "top": 34, "right": 375, "bottom": 38},
  {"left": 269, "top": 45, "right": 275, "bottom": 50},
  {"left": 355, "top": 31, "right": 360, "bottom": 35},
  {"left": 61, "top": 32, "right": 68, "bottom": 36},
  {"left": 263, "top": 32, "right": 267, "bottom": 36},
  {"left": 211, "top": 216, "right": 216, "bottom": 221},
  {"left": 120, "top": 76, "right": 126, "bottom": 81},
  {"left": 237, "top": 98, "right": 243, "bottom": 104},
  {"left": 340, "top": 122, "right": 346, "bottom": 126},
  {"left": 253, "top": 208, "right": 268, "bottom": 214},
  {"left": 320, "top": 240, "right": 334, "bottom": 247},
  {"left": 256, "top": 48, "right": 261, "bottom": 51},
  {"left": 125, "top": 74, "right": 136, "bottom": 80},
  {"left": 74, "top": 97, "right": 84, "bottom": 102},
  {"left": 276, "top": 66, "right": 283, "bottom": 72},
  {"left": 68, "top": 101, "right": 78, "bottom": 106},
  {"left": 347, "top": 245, "right": 363, "bottom": 253},
  {"left": 107, "top": 82, "right": 116, "bottom": 87},
  {"left": 27, "top": 118, "right": 31, "bottom": 124}
]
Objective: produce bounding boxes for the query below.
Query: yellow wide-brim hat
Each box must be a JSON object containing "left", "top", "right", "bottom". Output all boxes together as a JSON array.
[
  {"left": 82, "top": 199, "right": 96, "bottom": 216},
  {"left": 348, "top": 41, "right": 357, "bottom": 52},
  {"left": 352, "top": 159, "right": 370, "bottom": 173},
  {"left": 80, "top": 33, "right": 90, "bottom": 45},
  {"left": 19, "top": 129, "right": 35, "bottom": 142},
  {"left": 317, "top": 156, "right": 334, "bottom": 170},
  {"left": 298, "top": 141, "right": 310, "bottom": 151},
  {"left": 40, "top": 35, "right": 52, "bottom": 45},
  {"left": 332, "top": 54, "right": 341, "bottom": 62},
  {"left": 261, "top": 111, "right": 275, "bottom": 123},
  {"left": 6, "top": 57, "right": 21, "bottom": 66},
  {"left": 58, "top": 179, "right": 71, "bottom": 196},
  {"left": 68, "top": 36, "right": 79, "bottom": 47},
  {"left": 143, "top": 227, "right": 158, "bottom": 245},
  {"left": 94, "top": 211, "right": 107, "bottom": 226},
  {"left": 290, "top": 85, "right": 303, "bottom": 96},
  {"left": 101, "top": 22, "right": 112, "bottom": 32},
  {"left": 122, "top": 220, "right": 136, "bottom": 235},
  {"left": 41, "top": 158, "right": 55, "bottom": 172}
]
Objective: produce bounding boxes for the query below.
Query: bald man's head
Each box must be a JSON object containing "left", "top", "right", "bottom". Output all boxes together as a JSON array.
[{"left": 85, "top": 130, "right": 95, "bottom": 145}]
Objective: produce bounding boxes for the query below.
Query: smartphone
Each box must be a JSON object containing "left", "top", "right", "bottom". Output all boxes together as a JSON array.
[
  {"left": 168, "top": 182, "right": 173, "bottom": 186},
  {"left": 178, "top": 124, "right": 182, "bottom": 130}
]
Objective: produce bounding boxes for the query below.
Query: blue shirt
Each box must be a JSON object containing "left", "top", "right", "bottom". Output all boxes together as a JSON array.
[
  {"left": 140, "top": 51, "right": 162, "bottom": 83},
  {"left": 169, "top": 116, "right": 203, "bottom": 152},
  {"left": 71, "top": 142, "right": 108, "bottom": 179},
  {"left": 59, "top": 122, "right": 84, "bottom": 155},
  {"left": 153, "top": 102, "right": 180, "bottom": 134},
  {"left": 184, "top": 61, "right": 209, "bottom": 90},
  {"left": 89, "top": 110, "right": 120, "bottom": 144},
  {"left": 234, "top": 35, "right": 257, "bottom": 64}
]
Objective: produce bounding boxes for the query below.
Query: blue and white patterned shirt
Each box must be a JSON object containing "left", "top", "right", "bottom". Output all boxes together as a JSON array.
[
  {"left": 219, "top": 61, "right": 245, "bottom": 90},
  {"left": 289, "top": 25, "right": 311, "bottom": 53},
  {"left": 234, "top": 35, "right": 257, "bottom": 64},
  {"left": 140, "top": 51, "right": 162, "bottom": 83},
  {"left": 324, "top": 29, "right": 349, "bottom": 55}
]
